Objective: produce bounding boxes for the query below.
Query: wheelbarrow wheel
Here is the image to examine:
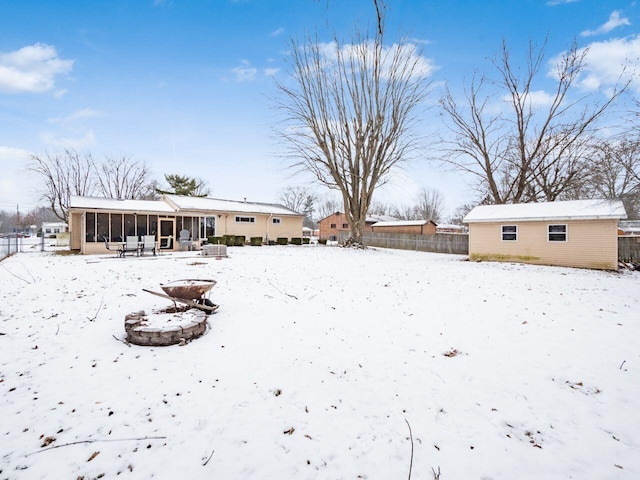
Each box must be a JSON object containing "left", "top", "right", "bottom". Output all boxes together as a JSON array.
[{"left": 198, "top": 298, "right": 215, "bottom": 314}]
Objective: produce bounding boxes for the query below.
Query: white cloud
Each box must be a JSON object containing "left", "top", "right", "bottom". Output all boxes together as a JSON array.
[
  {"left": 546, "top": 0, "right": 578, "bottom": 5},
  {"left": 581, "top": 10, "right": 631, "bottom": 37},
  {"left": 501, "top": 89, "right": 555, "bottom": 108},
  {"left": 0, "top": 43, "right": 74, "bottom": 94},
  {"left": 39, "top": 129, "right": 96, "bottom": 150},
  {"left": 263, "top": 67, "right": 280, "bottom": 76},
  {"left": 270, "top": 28, "right": 285, "bottom": 38},
  {"left": 48, "top": 108, "right": 101, "bottom": 124},
  {"left": 573, "top": 35, "right": 640, "bottom": 93},
  {"left": 231, "top": 60, "right": 257, "bottom": 82}
]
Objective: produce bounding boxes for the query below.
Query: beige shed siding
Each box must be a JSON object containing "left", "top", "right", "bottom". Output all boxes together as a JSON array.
[{"left": 469, "top": 219, "right": 619, "bottom": 270}]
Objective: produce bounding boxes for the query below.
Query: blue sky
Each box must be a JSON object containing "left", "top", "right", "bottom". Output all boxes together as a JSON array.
[{"left": 1, "top": 0, "right": 638, "bottom": 216}]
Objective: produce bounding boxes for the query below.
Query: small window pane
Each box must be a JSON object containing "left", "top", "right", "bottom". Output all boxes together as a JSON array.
[
  {"left": 502, "top": 225, "right": 517, "bottom": 241},
  {"left": 548, "top": 224, "right": 567, "bottom": 242}
]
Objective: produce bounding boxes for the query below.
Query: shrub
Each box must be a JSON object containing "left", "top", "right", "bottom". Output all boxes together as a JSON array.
[
  {"left": 290, "top": 237, "right": 302, "bottom": 245},
  {"left": 207, "top": 236, "right": 223, "bottom": 244},
  {"left": 234, "top": 235, "right": 246, "bottom": 246},
  {"left": 250, "top": 236, "right": 263, "bottom": 246},
  {"left": 318, "top": 238, "right": 328, "bottom": 245},
  {"left": 302, "top": 237, "right": 310, "bottom": 244},
  {"left": 222, "top": 235, "right": 235, "bottom": 246},
  {"left": 276, "top": 237, "right": 288, "bottom": 245}
]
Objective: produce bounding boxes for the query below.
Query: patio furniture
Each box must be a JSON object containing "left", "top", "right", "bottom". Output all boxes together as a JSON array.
[
  {"left": 103, "top": 236, "right": 124, "bottom": 257},
  {"left": 122, "top": 236, "right": 140, "bottom": 256},
  {"left": 159, "top": 237, "right": 173, "bottom": 253},
  {"left": 140, "top": 235, "right": 156, "bottom": 256},
  {"left": 179, "top": 229, "right": 192, "bottom": 250}
]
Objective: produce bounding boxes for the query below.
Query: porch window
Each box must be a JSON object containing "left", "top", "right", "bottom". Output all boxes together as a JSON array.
[
  {"left": 501, "top": 225, "right": 517, "bottom": 241},
  {"left": 548, "top": 224, "right": 567, "bottom": 242}
]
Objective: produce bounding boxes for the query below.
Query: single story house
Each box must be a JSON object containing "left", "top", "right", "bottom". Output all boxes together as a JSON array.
[
  {"left": 618, "top": 220, "right": 640, "bottom": 236},
  {"left": 318, "top": 212, "right": 397, "bottom": 240},
  {"left": 371, "top": 219, "right": 437, "bottom": 235},
  {"left": 42, "top": 222, "right": 68, "bottom": 237},
  {"left": 69, "top": 194, "right": 304, "bottom": 254},
  {"left": 463, "top": 199, "right": 627, "bottom": 270},
  {"left": 436, "top": 223, "right": 467, "bottom": 234}
]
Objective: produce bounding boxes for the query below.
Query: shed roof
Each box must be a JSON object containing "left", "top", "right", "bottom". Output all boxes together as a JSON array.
[
  {"left": 372, "top": 220, "right": 435, "bottom": 227},
  {"left": 463, "top": 199, "right": 627, "bottom": 223}
]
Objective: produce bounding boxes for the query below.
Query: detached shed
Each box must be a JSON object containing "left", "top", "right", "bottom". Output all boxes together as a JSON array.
[
  {"left": 463, "top": 199, "right": 627, "bottom": 270},
  {"left": 371, "top": 220, "right": 437, "bottom": 235}
]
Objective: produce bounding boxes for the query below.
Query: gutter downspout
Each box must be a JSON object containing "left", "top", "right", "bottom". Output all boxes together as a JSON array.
[{"left": 267, "top": 213, "right": 273, "bottom": 243}]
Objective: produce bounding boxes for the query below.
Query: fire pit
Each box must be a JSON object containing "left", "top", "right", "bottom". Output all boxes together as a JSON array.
[{"left": 125, "top": 278, "right": 219, "bottom": 346}]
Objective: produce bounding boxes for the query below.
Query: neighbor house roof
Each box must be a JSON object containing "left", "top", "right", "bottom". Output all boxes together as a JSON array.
[
  {"left": 69, "top": 196, "right": 175, "bottom": 213},
  {"left": 162, "top": 194, "right": 301, "bottom": 216},
  {"left": 372, "top": 220, "right": 436, "bottom": 227},
  {"left": 463, "top": 199, "right": 627, "bottom": 223}
]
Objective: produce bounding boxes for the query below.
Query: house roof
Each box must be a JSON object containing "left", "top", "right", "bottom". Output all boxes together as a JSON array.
[
  {"left": 69, "top": 195, "right": 302, "bottom": 216},
  {"left": 463, "top": 199, "right": 628, "bottom": 223},
  {"left": 162, "top": 194, "right": 301, "bottom": 216},
  {"left": 69, "top": 196, "right": 175, "bottom": 213},
  {"left": 372, "top": 220, "right": 436, "bottom": 227}
]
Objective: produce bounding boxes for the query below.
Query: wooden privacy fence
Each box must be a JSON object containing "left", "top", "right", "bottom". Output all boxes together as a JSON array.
[
  {"left": 618, "top": 236, "right": 640, "bottom": 262},
  {"left": 339, "top": 231, "right": 469, "bottom": 255}
]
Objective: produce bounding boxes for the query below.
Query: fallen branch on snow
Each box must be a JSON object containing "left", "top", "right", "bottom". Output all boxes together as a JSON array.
[{"left": 26, "top": 436, "right": 167, "bottom": 456}]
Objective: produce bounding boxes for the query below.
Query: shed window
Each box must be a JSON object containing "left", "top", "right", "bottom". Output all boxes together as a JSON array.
[
  {"left": 501, "top": 225, "right": 518, "bottom": 241},
  {"left": 235, "top": 216, "right": 255, "bottom": 223},
  {"left": 548, "top": 224, "right": 567, "bottom": 242}
]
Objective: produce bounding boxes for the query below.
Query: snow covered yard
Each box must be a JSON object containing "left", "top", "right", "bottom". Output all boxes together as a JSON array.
[{"left": 1, "top": 246, "right": 639, "bottom": 480}]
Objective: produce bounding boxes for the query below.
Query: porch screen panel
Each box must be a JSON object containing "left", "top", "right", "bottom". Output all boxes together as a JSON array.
[
  {"left": 124, "top": 214, "right": 136, "bottom": 237},
  {"left": 110, "top": 214, "right": 122, "bottom": 241},
  {"left": 85, "top": 212, "right": 96, "bottom": 242},
  {"left": 96, "top": 213, "right": 109, "bottom": 242},
  {"left": 137, "top": 215, "right": 148, "bottom": 236},
  {"left": 149, "top": 216, "right": 158, "bottom": 238}
]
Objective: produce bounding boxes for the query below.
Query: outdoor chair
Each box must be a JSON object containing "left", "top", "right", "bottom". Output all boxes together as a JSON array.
[
  {"left": 103, "top": 236, "right": 124, "bottom": 257},
  {"left": 122, "top": 236, "right": 140, "bottom": 257},
  {"left": 140, "top": 235, "right": 156, "bottom": 256},
  {"left": 159, "top": 237, "right": 173, "bottom": 253},
  {"left": 179, "top": 229, "right": 192, "bottom": 251}
]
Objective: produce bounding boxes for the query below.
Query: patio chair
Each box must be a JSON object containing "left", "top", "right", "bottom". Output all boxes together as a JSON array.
[
  {"left": 122, "top": 236, "right": 140, "bottom": 257},
  {"left": 140, "top": 235, "right": 156, "bottom": 256},
  {"left": 179, "top": 229, "right": 192, "bottom": 251},
  {"left": 159, "top": 236, "right": 173, "bottom": 253},
  {"left": 103, "top": 236, "right": 124, "bottom": 257}
]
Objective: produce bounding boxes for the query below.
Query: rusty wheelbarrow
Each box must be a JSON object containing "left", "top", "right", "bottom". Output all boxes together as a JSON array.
[{"left": 143, "top": 278, "right": 219, "bottom": 313}]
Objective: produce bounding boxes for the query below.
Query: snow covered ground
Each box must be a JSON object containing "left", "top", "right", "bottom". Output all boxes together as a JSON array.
[{"left": 1, "top": 246, "right": 639, "bottom": 479}]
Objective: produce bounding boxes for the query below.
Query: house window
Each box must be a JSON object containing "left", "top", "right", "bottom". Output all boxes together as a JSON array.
[
  {"left": 330, "top": 223, "right": 336, "bottom": 229},
  {"left": 501, "top": 225, "right": 517, "bottom": 241},
  {"left": 548, "top": 224, "right": 567, "bottom": 242},
  {"left": 235, "top": 216, "right": 255, "bottom": 223},
  {"left": 342, "top": 223, "right": 349, "bottom": 228},
  {"left": 272, "top": 217, "right": 282, "bottom": 224}
]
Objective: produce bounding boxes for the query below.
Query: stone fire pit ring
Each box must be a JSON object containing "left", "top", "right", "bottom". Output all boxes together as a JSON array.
[{"left": 125, "top": 308, "right": 209, "bottom": 346}]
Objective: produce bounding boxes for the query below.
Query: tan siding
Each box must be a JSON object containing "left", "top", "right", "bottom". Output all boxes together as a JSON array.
[{"left": 469, "top": 219, "right": 619, "bottom": 270}]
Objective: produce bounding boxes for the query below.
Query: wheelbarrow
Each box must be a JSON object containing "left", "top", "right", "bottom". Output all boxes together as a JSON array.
[{"left": 143, "top": 278, "right": 219, "bottom": 313}]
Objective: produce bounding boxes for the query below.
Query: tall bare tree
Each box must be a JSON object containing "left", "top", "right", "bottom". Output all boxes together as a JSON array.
[
  {"left": 274, "top": 27, "right": 431, "bottom": 243},
  {"left": 588, "top": 139, "right": 640, "bottom": 219},
  {"left": 95, "top": 155, "right": 154, "bottom": 200},
  {"left": 440, "top": 39, "right": 626, "bottom": 204},
  {"left": 29, "top": 149, "right": 96, "bottom": 222},
  {"left": 278, "top": 185, "right": 317, "bottom": 227},
  {"left": 414, "top": 187, "right": 445, "bottom": 222}
]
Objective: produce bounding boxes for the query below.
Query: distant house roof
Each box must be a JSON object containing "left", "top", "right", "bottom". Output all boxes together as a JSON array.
[
  {"left": 372, "top": 220, "right": 436, "bottom": 227},
  {"left": 69, "top": 195, "right": 302, "bottom": 217},
  {"left": 366, "top": 214, "right": 398, "bottom": 223},
  {"left": 463, "top": 199, "right": 627, "bottom": 223}
]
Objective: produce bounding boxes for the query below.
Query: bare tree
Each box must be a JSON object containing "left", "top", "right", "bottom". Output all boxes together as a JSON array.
[
  {"left": 588, "top": 139, "right": 640, "bottom": 218},
  {"left": 414, "top": 187, "right": 445, "bottom": 222},
  {"left": 274, "top": 26, "right": 431, "bottom": 243},
  {"left": 95, "top": 155, "right": 154, "bottom": 200},
  {"left": 316, "top": 195, "right": 342, "bottom": 221},
  {"left": 29, "top": 149, "right": 96, "bottom": 222},
  {"left": 440, "top": 39, "right": 627, "bottom": 204},
  {"left": 278, "top": 185, "right": 317, "bottom": 227}
]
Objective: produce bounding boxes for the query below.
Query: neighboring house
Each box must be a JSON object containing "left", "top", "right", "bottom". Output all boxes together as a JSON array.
[
  {"left": 371, "top": 220, "right": 437, "bottom": 235},
  {"left": 463, "top": 199, "right": 627, "bottom": 270},
  {"left": 68, "top": 194, "right": 304, "bottom": 254},
  {"left": 318, "top": 212, "right": 397, "bottom": 240},
  {"left": 436, "top": 223, "right": 467, "bottom": 234},
  {"left": 42, "top": 222, "right": 68, "bottom": 237},
  {"left": 618, "top": 220, "right": 640, "bottom": 236}
]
